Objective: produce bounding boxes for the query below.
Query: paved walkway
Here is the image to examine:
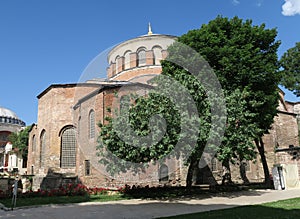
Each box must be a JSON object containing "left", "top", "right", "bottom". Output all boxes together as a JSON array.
[{"left": 1, "top": 189, "right": 300, "bottom": 219}]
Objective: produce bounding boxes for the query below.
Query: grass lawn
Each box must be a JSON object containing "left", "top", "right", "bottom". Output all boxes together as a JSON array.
[
  {"left": 158, "top": 197, "right": 300, "bottom": 219},
  {"left": 0, "top": 193, "right": 129, "bottom": 208}
]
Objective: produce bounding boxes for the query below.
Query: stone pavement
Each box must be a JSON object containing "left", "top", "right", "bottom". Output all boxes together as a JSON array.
[{"left": 0, "top": 189, "right": 300, "bottom": 219}]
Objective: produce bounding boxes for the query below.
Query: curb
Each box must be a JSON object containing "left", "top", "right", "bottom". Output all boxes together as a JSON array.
[{"left": 0, "top": 203, "right": 11, "bottom": 211}]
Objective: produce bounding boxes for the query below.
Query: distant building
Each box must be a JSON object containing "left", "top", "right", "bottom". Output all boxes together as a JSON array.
[{"left": 0, "top": 106, "right": 26, "bottom": 175}]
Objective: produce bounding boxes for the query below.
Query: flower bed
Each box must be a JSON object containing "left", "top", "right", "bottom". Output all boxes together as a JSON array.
[{"left": 0, "top": 183, "right": 125, "bottom": 199}]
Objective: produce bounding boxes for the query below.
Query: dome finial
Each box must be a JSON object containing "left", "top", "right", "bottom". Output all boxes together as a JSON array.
[{"left": 148, "top": 22, "right": 153, "bottom": 35}]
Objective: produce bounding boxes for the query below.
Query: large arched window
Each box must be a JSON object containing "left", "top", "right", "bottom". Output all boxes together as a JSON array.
[
  {"left": 40, "top": 130, "right": 46, "bottom": 167},
  {"left": 60, "top": 127, "right": 76, "bottom": 168},
  {"left": 159, "top": 164, "right": 169, "bottom": 182},
  {"left": 32, "top": 135, "right": 36, "bottom": 152},
  {"left": 89, "top": 110, "right": 95, "bottom": 139},
  {"left": 137, "top": 48, "right": 146, "bottom": 66},
  {"left": 124, "top": 50, "right": 131, "bottom": 69}
]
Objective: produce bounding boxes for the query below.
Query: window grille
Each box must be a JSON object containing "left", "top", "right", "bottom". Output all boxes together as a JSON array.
[
  {"left": 85, "top": 160, "right": 91, "bottom": 176},
  {"left": 245, "top": 160, "right": 250, "bottom": 172},
  {"left": 61, "top": 128, "right": 76, "bottom": 168},
  {"left": 89, "top": 110, "right": 95, "bottom": 139},
  {"left": 211, "top": 158, "right": 218, "bottom": 172}
]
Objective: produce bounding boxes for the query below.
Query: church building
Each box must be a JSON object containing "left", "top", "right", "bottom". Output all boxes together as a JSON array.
[{"left": 27, "top": 28, "right": 300, "bottom": 190}]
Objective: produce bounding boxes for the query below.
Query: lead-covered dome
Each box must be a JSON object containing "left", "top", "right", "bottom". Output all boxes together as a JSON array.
[
  {"left": 0, "top": 106, "right": 25, "bottom": 126},
  {"left": 0, "top": 107, "right": 18, "bottom": 119}
]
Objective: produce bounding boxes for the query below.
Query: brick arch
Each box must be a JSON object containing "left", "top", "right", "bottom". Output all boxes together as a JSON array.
[
  {"left": 152, "top": 45, "right": 163, "bottom": 65},
  {"left": 58, "top": 125, "right": 75, "bottom": 137}
]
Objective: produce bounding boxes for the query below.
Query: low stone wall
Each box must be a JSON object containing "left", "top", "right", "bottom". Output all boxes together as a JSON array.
[
  {"left": 0, "top": 178, "right": 17, "bottom": 194},
  {"left": 32, "top": 175, "right": 78, "bottom": 191}
]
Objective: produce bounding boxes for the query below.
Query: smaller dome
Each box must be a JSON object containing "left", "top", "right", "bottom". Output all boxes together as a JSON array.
[{"left": 0, "top": 107, "right": 18, "bottom": 119}]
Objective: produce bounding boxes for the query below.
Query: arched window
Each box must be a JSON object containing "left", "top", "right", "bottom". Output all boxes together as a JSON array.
[
  {"left": 211, "top": 157, "right": 218, "bottom": 172},
  {"left": 124, "top": 50, "right": 131, "bottom": 69},
  {"left": 77, "top": 116, "right": 81, "bottom": 137},
  {"left": 32, "top": 135, "right": 36, "bottom": 152},
  {"left": 120, "top": 95, "right": 130, "bottom": 113},
  {"left": 115, "top": 56, "right": 120, "bottom": 73},
  {"left": 153, "top": 46, "right": 162, "bottom": 65},
  {"left": 60, "top": 127, "right": 76, "bottom": 168},
  {"left": 40, "top": 130, "right": 46, "bottom": 167},
  {"left": 89, "top": 110, "right": 95, "bottom": 139},
  {"left": 137, "top": 48, "right": 146, "bottom": 66},
  {"left": 159, "top": 164, "right": 169, "bottom": 182}
]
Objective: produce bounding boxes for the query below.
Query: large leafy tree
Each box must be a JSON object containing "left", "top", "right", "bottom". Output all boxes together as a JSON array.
[
  {"left": 98, "top": 92, "right": 182, "bottom": 174},
  {"left": 218, "top": 89, "right": 259, "bottom": 184},
  {"left": 98, "top": 45, "right": 218, "bottom": 189},
  {"left": 280, "top": 42, "right": 300, "bottom": 97},
  {"left": 98, "top": 16, "right": 281, "bottom": 187},
  {"left": 177, "top": 16, "right": 281, "bottom": 185},
  {"left": 8, "top": 126, "right": 31, "bottom": 159}
]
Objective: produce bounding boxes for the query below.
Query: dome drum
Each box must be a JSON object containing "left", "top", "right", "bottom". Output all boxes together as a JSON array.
[
  {"left": 0, "top": 116, "right": 25, "bottom": 126},
  {"left": 106, "top": 34, "right": 175, "bottom": 80}
]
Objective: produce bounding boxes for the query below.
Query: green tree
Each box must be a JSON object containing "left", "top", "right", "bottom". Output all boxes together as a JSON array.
[
  {"left": 98, "top": 44, "right": 220, "bottom": 190},
  {"left": 218, "top": 89, "right": 259, "bottom": 184},
  {"left": 98, "top": 92, "right": 182, "bottom": 175},
  {"left": 177, "top": 16, "right": 280, "bottom": 185},
  {"left": 98, "top": 16, "right": 281, "bottom": 188},
  {"left": 8, "top": 126, "right": 31, "bottom": 158},
  {"left": 280, "top": 42, "right": 300, "bottom": 97}
]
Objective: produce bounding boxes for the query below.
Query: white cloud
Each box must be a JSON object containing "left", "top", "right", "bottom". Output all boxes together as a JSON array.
[
  {"left": 256, "top": 0, "right": 263, "bottom": 7},
  {"left": 282, "top": 0, "right": 300, "bottom": 16},
  {"left": 232, "top": 0, "right": 240, "bottom": 6}
]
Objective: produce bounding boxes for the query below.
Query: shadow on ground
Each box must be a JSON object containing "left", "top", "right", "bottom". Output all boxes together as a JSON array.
[{"left": 122, "top": 185, "right": 270, "bottom": 202}]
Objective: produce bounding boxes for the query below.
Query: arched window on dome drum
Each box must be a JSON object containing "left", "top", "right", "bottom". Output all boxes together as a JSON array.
[
  {"left": 137, "top": 49, "right": 146, "bottom": 66},
  {"left": 124, "top": 51, "right": 131, "bottom": 69},
  {"left": 32, "top": 135, "right": 36, "bottom": 152},
  {"left": 153, "top": 46, "right": 162, "bottom": 65},
  {"left": 89, "top": 110, "right": 95, "bottom": 139},
  {"left": 40, "top": 130, "right": 46, "bottom": 167},
  {"left": 115, "top": 56, "right": 120, "bottom": 73},
  {"left": 60, "top": 127, "right": 76, "bottom": 168},
  {"left": 159, "top": 164, "right": 169, "bottom": 182}
]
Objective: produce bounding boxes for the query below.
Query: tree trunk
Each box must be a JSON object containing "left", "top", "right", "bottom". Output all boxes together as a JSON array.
[
  {"left": 221, "top": 160, "right": 232, "bottom": 185},
  {"left": 239, "top": 158, "right": 249, "bottom": 184},
  {"left": 186, "top": 158, "right": 198, "bottom": 191},
  {"left": 255, "top": 137, "right": 271, "bottom": 186}
]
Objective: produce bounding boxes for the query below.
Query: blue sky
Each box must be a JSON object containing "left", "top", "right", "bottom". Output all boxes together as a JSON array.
[{"left": 0, "top": 0, "right": 300, "bottom": 125}]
